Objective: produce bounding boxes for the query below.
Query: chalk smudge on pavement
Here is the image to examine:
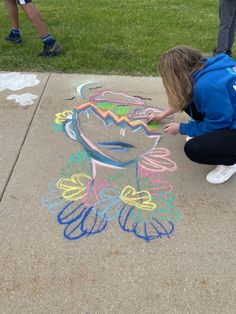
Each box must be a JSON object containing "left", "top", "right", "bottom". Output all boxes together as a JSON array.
[
  {"left": 0, "top": 72, "right": 40, "bottom": 91},
  {"left": 7, "top": 93, "right": 38, "bottom": 107}
]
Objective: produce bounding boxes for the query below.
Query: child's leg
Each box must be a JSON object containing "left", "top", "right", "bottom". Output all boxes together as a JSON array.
[
  {"left": 19, "top": 1, "right": 49, "bottom": 38},
  {"left": 5, "top": 0, "right": 19, "bottom": 29},
  {"left": 217, "top": 0, "right": 236, "bottom": 54},
  {"left": 5, "top": 0, "right": 23, "bottom": 44},
  {"left": 184, "top": 129, "right": 236, "bottom": 165},
  {"left": 18, "top": 0, "right": 61, "bottom": 56},
  {"left": 227, "top": 3, "right": 236, "bottom": 51}
]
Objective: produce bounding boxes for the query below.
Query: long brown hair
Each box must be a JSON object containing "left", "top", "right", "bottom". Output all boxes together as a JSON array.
[{"left": 159, "top": 46, "right": 204, "bottom": 112}]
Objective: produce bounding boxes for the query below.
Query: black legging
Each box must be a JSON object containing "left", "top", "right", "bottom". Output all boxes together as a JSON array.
[{"left": 183, "top": 103, "right": 236, "bottom": 165}]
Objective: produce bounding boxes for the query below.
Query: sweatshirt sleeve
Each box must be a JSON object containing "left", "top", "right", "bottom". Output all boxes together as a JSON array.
[{"left": 179, "top": 83, "right": 234, "bottom": 137}]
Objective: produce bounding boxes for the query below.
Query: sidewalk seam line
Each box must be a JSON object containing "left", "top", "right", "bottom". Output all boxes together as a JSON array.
[{"left": 0, "top": 73, "right": 52, "bottom": 202}]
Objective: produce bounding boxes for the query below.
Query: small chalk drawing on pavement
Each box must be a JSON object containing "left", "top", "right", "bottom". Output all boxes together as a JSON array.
[
  {"left": 0, "top": 72, "right": 40, "bottom": 107},
  {"left": 42, "top": 82, "right": 181, "bottom": 242},
  {"left": 7, "top": 93, "right": 38, "bottom": 107},
  {"left": 0, "top": 72, "right": 40, "bottom": 91}
]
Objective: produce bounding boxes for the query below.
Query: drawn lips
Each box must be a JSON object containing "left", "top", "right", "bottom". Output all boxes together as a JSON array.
[{"left": 96, "top": 141, "right": 135, "bottom": 152}]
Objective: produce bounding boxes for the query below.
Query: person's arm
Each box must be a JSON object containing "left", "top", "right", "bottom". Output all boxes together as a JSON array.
[
  {"left": 179, "top": 84, "right": 233, "bottom": 137},
  {"left": 163, "top": 123, "right": 180, "bottom": 135},
  {"left": 147, "top": 106, "right": 174, "bottom": 123}
]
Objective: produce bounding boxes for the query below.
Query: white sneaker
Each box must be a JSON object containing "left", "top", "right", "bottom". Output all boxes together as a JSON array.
[
  {"left": 186, "top": 136, "right": 193, "bottom": 142},
  {"left": 206, "top": 164, "right": 236, "bottom": 184}
]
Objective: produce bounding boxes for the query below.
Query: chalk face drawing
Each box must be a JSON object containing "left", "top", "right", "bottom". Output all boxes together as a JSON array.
[
  {"left": 7, "top": 93, "right": 38, "bottom": 107},
  {"left": 0, "top": 72, "right": 40, "bottom": 91},
  {"left": 43, "top": 83, "right": 180, "bottom": 242}
]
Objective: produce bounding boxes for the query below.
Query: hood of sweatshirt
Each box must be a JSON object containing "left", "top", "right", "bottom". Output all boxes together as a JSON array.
[{"left": 193, "top": 54, "right": 236, "bottom": 82}]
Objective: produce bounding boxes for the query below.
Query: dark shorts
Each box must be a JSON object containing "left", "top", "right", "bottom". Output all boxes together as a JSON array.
[{"left": 17, "top": 0, "right": 32, "bottom": 4}]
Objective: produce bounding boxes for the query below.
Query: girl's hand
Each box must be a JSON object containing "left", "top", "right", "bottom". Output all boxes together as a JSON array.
[
  {"left": 163, "top": 123, "right": 180, "bottom": 135},
  {"left": 147, "top": 112, "right": 165, "bottom": 123}
]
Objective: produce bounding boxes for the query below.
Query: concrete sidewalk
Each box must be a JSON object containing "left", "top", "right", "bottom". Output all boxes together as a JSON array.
[{"left": 0, "top": 71, "right": 235, "bottom": 314}]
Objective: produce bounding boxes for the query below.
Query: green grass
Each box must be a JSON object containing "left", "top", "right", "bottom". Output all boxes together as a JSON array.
[{"left": 0, "top": 0, "right": 219, "bottom": 75}]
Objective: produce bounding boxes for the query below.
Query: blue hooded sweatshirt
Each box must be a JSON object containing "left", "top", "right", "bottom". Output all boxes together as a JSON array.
[{"left": 179, "top": 54, "right": 236, "bottom": 137}]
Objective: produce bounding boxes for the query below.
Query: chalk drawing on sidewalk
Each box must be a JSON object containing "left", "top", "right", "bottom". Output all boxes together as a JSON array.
[
  {"left": 128, "top": 107, "right": 174, "bottom": 120},
  {"left": 90, "top": 90, "right": 146, "bottom": 106},
  {"left": 0, "top": 72, "right": 40, "bottom": 91},
  {"left": 7, "top": 93, "right": 38, "bottom": 107},
  {"left": 43, "top": 85, "right": 180, "bottom": 242},
  {"left": 77, "top": 82, "right": 102, "bottom": 99}
]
